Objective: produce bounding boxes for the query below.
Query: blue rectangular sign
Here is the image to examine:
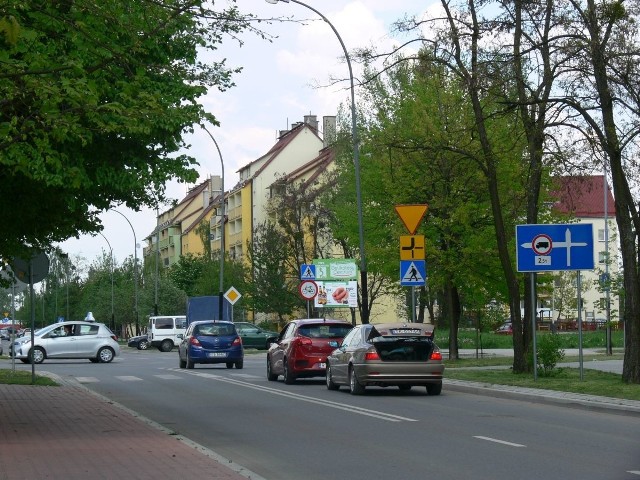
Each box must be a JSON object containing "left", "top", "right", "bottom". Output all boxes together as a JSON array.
[
  {"left": 300, "top": 264, "right": 316, "bottom": 280},
  {"left": 400, "top": 260, "right": 426, "bottom": 286},
  {"left": 516, "top": 224, "right": 594, "bottom": 272}
]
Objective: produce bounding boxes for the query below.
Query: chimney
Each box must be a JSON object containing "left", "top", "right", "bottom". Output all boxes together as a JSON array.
[
  {"left": 304, "top": 115, "right": 319, "bottom": 132},
  {"left": 323, "top": 116, "right": 337, "bottom": 147}
]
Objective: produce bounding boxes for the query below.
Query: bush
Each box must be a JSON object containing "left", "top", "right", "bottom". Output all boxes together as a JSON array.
[{"left": 536, "top": 333, "right": 565, "bottom": 376}]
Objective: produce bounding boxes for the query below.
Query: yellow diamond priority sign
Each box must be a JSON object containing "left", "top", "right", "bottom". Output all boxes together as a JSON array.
[{"left": 224, "top": 286, "right": 242, "bottom": 305}]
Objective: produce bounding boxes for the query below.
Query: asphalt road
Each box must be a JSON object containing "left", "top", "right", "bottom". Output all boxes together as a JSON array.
[{"left": 2, "top": 345, "right": 639, "bottom": 480}]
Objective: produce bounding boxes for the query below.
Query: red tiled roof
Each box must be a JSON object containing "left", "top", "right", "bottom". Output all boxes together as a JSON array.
[{"left": 552, "top": 175, "right": 616, "bottom": 218}]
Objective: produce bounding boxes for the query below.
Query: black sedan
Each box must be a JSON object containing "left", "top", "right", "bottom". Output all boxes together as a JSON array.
[{"left": 127, "top": 334, "right": 149, "bottom": 350}]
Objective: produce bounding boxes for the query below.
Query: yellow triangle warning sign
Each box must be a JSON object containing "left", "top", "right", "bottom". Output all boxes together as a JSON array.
[{"left": 395, "top": 204, "right": 428, "bottom": 234}]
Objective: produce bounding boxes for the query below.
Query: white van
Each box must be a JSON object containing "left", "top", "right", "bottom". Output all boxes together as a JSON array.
[{"left": 148, "top": 316, "right": 187, "bottom": 352}]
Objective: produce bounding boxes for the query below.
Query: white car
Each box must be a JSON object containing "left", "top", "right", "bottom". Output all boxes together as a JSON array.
[{"left": 13, "top": 321, "right": 120, "bottom": 364}]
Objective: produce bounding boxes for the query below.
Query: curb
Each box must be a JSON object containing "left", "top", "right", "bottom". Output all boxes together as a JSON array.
[{"left": 444, "top": 379, "right": 640, "bottom": 417}]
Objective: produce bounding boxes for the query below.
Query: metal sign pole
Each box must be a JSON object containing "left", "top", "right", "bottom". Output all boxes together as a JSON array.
[
  {"left": 531, "top": 273, "right": 538, "bottom": 381},
  {"left": 577, "top": 271, "right": 584, "bottom": 380}
]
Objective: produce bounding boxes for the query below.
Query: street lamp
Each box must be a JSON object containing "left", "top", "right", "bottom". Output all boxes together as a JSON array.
[
  {"left": 265, "top": 0, "right": 369, "bottom": 322},
  {"left": 202, "top": 125, "right": 225, "bottom": 321},
  {"left": 112, "top": 209, "right": 140, "bottom": 334},
  {"left": 98, "top": 232, "right": 115, "bottom": 333}
]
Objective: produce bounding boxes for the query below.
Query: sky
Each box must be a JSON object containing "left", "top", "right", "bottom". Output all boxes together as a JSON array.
[{"left": 58, "top": 0, "right": 435, "bottom": 269}]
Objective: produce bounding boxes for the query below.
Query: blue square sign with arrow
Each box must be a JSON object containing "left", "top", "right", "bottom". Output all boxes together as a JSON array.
[{"left": 516, "top": 224, "right": 594, "bottom": 272}]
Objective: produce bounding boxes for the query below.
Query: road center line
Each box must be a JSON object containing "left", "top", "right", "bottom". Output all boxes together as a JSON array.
[
  {"left": 176, "top": 370, "right": 418, "bottom": 422},
  {"left": 474, "top": 436, "right": 526, "bottom": 447}
]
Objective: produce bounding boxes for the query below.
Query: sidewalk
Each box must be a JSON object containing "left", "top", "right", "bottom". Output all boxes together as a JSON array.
[
  {"left": 0, "top": 375, "right": 265, "bottom": 480},
  {"left": 1, "top": 358, "right": 638, "bottom": 480}
]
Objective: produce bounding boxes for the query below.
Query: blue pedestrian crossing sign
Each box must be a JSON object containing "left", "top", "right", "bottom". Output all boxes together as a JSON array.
[
  {"left": 300, "top": 264, "right": 316, "bottom": 280},
  {"left": 516, "top": 224, "right": 594, "bottom": 272},
  {"left": 400, "top": 260, "right": 426, "bottom": 286}
]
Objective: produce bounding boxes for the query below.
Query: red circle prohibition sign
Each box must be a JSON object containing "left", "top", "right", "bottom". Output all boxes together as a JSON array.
[{"left": 531, "top": 234, "right": 553, "bottom": 256}]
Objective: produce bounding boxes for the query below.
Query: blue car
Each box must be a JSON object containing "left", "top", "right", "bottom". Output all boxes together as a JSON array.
[{"left": 178, "top": 321, "right": 243, "bottom": 369}]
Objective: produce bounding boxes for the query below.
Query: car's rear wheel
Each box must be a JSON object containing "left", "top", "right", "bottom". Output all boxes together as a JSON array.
[
  {"left": 226, "top": 362, "right": 233, "bottom": 369},
  {"left": 30, "top": 347, "right": 45, "bottom": 364},
  {"left": 179, "top": 356, "right": 186, "bottom": 369},
  {"left": 283, "top": 360, "right": 296, "bottom": 385},
  {"left": 97, "top": 347, "right": 115, "bottom": 363},
  {"left": 186, "top": 355, "right": 195, "bottom": 369},
  {"left": 349, "top": 366, "right": 365, "bottom": 395},
  {"left": 137, "top": 339, "right": 149, "bottom": 350},
  {"left": 426, "top": 382, "right": 442, "bottom": 396},
  {"left": 326, "top": 364, "right": 340, "bottom": 391},
  {"left": 160, "top": 340, "right": 173, "bottom": 352},
  {"left": 235, "top": 360, "right": 243, "bottom": 369},
  {"left": 266, "top": 357, "right": 278, "bottom": 381}
]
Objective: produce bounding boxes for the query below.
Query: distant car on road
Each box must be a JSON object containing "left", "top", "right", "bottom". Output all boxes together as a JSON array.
[
  {"left": 234, "top": 322, "right": 278, "bottom": 349},
  {"left": 495, "top": 322, "right": 513, "bottom": 335},
  {"left": 178, "top": 320, "right": 243, "bottom": 369},
  {"left": 325, "top": 322, "right": 444, "bottom": 395},
  {"left": 266, "top": 318, "right": 353, "bottom": 384},
  {"left": 127, "top": 334, "right": 149, "bottom": 350},
  {"left": 12, "top": 321, "right": 120, "bottom": 364}
]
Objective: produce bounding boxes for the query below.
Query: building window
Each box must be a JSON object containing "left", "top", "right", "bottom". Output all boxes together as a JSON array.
[
  {"left": 598, "top": 229, "right": 609, "bottom": 241},
  {"left": 598, "top": 251, "right": 607, "bottom": 264}
]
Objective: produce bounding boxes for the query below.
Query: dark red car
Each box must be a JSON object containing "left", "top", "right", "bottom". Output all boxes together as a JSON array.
[{"left": 267, "top": 318, "right": 353, "bottom": 384}]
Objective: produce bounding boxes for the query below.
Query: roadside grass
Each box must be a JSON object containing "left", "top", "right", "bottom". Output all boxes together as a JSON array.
[
  {"left": 0, "top": 368, "right": 58, "bottom": 386},
  {"left": 445, "top": 367, "right": 640, "bottom": 401}
]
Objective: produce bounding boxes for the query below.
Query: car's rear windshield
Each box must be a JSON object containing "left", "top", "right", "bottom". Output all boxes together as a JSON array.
[
  {"left": 194, "top": 324, "right": 236, "bottom": 336},
  {"left": 298, "top": 324, "right": 351, "bottom": 338}
]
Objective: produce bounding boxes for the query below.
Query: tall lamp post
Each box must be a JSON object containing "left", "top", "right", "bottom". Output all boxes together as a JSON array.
[
  {"left": 112, "top": 209, "right": 140, "bottom": 334},
  {"left": 202, "top": 125, "right": 225, "bottom": 321},
  {"left": 98, "top": 232, "right": 115, "bottom": 333},
  {"left": 265, "top": 0, "right": 369, "bottom": 322}
]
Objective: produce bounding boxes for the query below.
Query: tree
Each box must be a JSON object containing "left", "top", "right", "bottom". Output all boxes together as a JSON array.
[
  {"left": 0, "top": 0, "right": 261, "bottom": 259},
  {"left": 245, "top": 221, "right": 301, "bottom": 323}
]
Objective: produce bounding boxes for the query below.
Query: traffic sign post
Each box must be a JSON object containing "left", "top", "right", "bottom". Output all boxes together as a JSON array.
[{"left": 516, "top": 223, "right": 594, "bottom": 381}]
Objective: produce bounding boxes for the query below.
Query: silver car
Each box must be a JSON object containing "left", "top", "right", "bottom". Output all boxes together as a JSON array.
[
  {"left": 13, "top": 321, "right": 120, "bottom": 364},
  {"left": 325, "top": 322, "right": 444, "bottom": 395}
]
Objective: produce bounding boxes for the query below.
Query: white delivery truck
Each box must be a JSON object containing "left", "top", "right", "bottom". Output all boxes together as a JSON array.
[{"left": 148, "top": 315, "right": 187, "bottom": 352}]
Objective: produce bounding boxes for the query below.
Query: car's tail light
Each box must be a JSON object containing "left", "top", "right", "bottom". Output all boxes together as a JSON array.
[
  {"left": 430, "top": 350, "right": 442, "bottom": 361},
  {"left": 189, "top": 337, "right": 202, "bottom": 347},
  {"left": 110, "top": 335, "right": 118, "bottom": 341},
  {"left": 364, "top": 349, "right": 380, "bottom": 361},
  {"left": 232, "top": 337, "right": 242, "bottom": 346},
  {"left": 296, "top": 337, "right": 313, "bottom": 346}
]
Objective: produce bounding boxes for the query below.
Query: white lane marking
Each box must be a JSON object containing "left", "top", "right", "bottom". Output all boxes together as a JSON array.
[
  {"left": 154, "top": 374, "right": 183, "bottom": 380},
  {"left": 230, "top": 373, "right": 261, "bottom": 379},
  {"left": 173, "top": 370, "right": 417, "bottom": 423},
  {"left": 628, "top": 471, "right": 640, "bottom": 476},
  {"left": 76, "top": 377, "right": 99, "bottom": 383},
  {"left": 474, "top": 436, "right": 526, "bottom": 447},
  {"left": 115, "top": 376, "right": 143, "bottom": 381}
]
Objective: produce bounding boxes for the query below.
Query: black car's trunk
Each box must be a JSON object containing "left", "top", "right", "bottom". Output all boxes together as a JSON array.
[{"left": 371, "top": 337, "right": 435, "bottom": 362}]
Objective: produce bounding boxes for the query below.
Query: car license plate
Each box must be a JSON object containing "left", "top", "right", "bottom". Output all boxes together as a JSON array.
[
  {"left": 391, "top": 328, "right": 422, "bottom": 335},
  {"left": 208, "top": 352, "right": 227, "bottom": 358}
]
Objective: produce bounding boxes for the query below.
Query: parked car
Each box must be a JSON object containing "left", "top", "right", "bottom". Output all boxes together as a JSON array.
[
  {"left": 0, "top": 326, "right": 23, "bottom": 340},
  {"left": 326, "top": 322, "right": 444, "bottom": 395},
  {"left": 266, "top": 318, "right": 353, "bottom": 384},
  {"left": 12, "top": 321, "right": 120, "bottom": 364},
  {"left": 495, "top": 322, "right": 513, "bottom": 335},
  {"left": 178, "top": 320, "right": 243, "bottom": 369},
  {"left": 148, "top": 315, "right": 187, "bottom": 352},
  {"left": 235, "top": 322, "right": 279, "bottom": 350},
  {"left": 127, "top": 334, "right": 149, "bottom": 350}
]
